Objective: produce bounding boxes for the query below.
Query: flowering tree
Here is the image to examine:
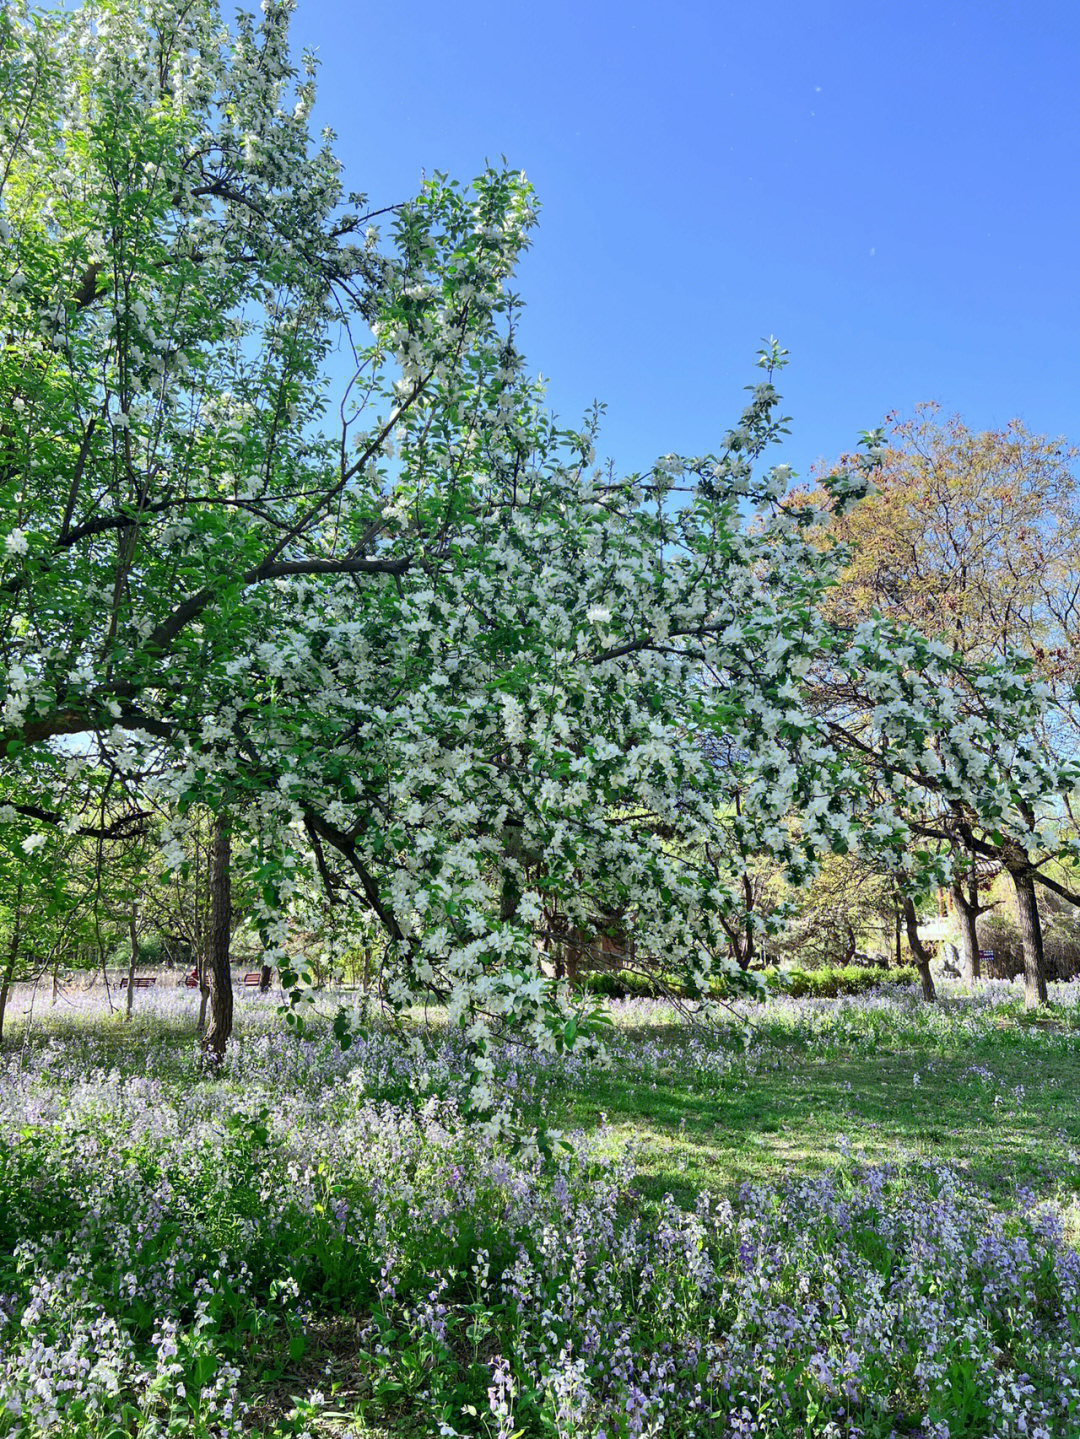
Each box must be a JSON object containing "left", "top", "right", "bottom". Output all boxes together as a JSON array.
[
  {"left": 2, "top": 0, "right": 1075, "bottom": 1099},
  {"left": 798, "top": 415, "right": 1080, "bottom": 1005},
  {"left": 213, "top": 350, "right": 1080, "bottom": 1083},
  {"left": 0, "top": 0, "right": 543, "bottom": 1051}
]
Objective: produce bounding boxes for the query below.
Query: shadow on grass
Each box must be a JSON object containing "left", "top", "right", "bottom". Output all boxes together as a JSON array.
[{"left": 549, "top": 1027, "right": 1080, "bottom": 1210}]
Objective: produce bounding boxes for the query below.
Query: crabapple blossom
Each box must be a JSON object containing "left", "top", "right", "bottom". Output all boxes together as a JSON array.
[{"left": 1, "top": 0, "right": 1075, "bottom": 1086}]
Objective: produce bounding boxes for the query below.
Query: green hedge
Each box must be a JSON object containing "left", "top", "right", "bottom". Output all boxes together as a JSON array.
[
  {"left": 579, "top": 969, "right": 668, "bottom": 1000},
  {"left": 579, "top": 964, "right": 920, "bottom": 1002},
  {"left": 781, "top": 964, "right": 920, "bottom": 998}
]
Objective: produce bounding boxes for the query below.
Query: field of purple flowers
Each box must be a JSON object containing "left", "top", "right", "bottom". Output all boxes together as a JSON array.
[{"left": 2, "top": 981, "right": 1080, "bottom": 1437}]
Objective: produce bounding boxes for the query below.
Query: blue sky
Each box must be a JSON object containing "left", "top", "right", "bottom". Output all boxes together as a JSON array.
[{"left": 291, "top": 0, "right": 1079, "bottom": 483}]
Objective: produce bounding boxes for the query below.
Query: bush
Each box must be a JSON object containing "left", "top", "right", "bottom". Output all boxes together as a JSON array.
[
  {"left": 781, "top": 963, "right": 919, "bottom": 998},
  {"left": 578, "top": 968, "right": 667, "bottom": 1000},
  {"left": 577, "top": 966, "right": 763, "bottom": 1001}
]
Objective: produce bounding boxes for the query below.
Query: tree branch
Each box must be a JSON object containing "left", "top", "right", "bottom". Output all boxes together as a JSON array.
[{"left": 6, "top": 800, "right": 149, "bottom": 839}]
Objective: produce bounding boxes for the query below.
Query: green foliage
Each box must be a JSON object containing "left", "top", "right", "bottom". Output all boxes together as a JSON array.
[
  {"left": 4, "top": 0, "right": 1076, "bottom": 1085},
  {"left": 578, "top": 964, "right": 766, "bottom": 1002},
  {"left": 578, "top": 968, "right": 668, "bottom": 1000},
  {"left": 781, "top": 964, "right": 920, "bottom": 998},
  {"left": 579, "top": 962, "right": 920, "bottom": 1002}
]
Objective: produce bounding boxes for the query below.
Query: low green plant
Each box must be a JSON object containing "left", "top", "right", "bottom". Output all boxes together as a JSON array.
[{"left": 782, "top": 963, "right": 919, "bottom": 998}]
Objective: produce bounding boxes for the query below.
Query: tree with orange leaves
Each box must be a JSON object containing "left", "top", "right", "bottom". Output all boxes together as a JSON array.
[
  {"left": 802, "top": 406, "right": 1080, "bottom": 1000},
  {"left": 817, "top": 404, "right": 1080, "bottom": 670}
]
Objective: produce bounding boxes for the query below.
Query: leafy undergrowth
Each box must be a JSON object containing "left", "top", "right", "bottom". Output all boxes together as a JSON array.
[
  {"left": 781, "top": 963, "right": 920, "bottom": 998},
  {"left": 2, "top": 982, "right": 1080, "bottom": 1437}
]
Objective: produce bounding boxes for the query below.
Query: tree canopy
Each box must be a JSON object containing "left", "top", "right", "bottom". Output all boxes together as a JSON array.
[{"left": 3, "top": 0, "right": 1078, "bottom": 1094}]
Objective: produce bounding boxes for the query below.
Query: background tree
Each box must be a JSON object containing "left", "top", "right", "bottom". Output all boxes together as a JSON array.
[
  {"left": 817, "top": 405, "right": 1080, "bottom": 668},
  {"left": 0, "top": 823, "right": 89, "bottom": 1042},
  {"left": 769, "top": 853, "right": 897, "bottom": 971},
  {"left": 797, "top": 411, "right": 1080, "bottom": 1006}
]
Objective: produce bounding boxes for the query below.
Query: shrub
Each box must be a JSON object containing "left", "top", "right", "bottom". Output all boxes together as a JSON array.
[
  {"left": 578, "top": 966, "right": 763, "bottom": 1001},
  {"left": 782, "top": 963, "right": 920, "bottom": 998},
  {"left": 578, "top": 968, "right": 666, "bottom": 1000}
]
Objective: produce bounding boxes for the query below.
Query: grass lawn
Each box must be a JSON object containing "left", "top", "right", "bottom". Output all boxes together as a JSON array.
[{"left": 544, "top": 993, "right": 1080, "bottom": 1214}]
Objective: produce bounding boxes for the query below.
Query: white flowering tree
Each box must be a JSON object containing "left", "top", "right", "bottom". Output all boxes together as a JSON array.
[
  {"left": 2, "top": 0, "right": 1075, "bottom": 1096},
  {"left": 805, "top": 623, "right": 1080, "bottom": 1004},
  {"left": 0, "top": 0, "right": 542, "bottom": 1054},
  {"left": 202, "top": 342, "right": 1080, "bottom": 1101}
]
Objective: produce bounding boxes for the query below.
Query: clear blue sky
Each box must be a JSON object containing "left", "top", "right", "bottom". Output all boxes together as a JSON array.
[{"left": 291, "top": 0, "right": 1079, "bottom": 482}]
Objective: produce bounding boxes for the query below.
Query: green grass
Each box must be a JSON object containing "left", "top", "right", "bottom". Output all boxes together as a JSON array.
[
  {"left": 6, "top": 983, "right": 1080, "bottom": 1435},
  {"left": 13, "top": 984, "right": 1080, "bottom": 1214},
  {"left": 537, "top": 996, "right": 1080, "bottom": 1214}
]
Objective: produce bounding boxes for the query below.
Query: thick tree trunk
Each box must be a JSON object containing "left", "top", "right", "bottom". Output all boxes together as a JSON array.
[
  {"left": 951, "top": 880, "right": 981, "bottom": 985},
  {"left": 125, "top": 901, "right": 138, "bottom": 1021},
  {"left": 259, "top": 963, "right": 272, "bottom": 993},
  {"left": 1009, "top": 865, "right": 1048, "bottom": 1008},
  {"left": 902, "top": 896, "right": 936, "bottom": 1003},
  {"left": 564, "top": 927, "right": 587, "bottom": 987},
  {"left": 202, "top": 815, "right": 233, "bottom": 1063},
  {"left": 734, "top": 873, "right": 756, "bottom": 970}
]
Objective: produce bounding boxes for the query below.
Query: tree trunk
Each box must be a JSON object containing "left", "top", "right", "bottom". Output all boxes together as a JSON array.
[
  {"left": 197, "top": 962, "right": 209, "bottom": 1032},
  {"left": 902, "top": 896, "right": 936, "bottom": 1003},
  {"left": 564, "top": 927, "right": 586, "bottom": 987},
  {"left": 894, "top": 906, "right": 903, "bottom": 969},
  {"left": 259, "top": 963, "right": 272, "bottom": 993},
  {"left": 0, "top": 882, "right": 22, "bottom": 1047},
  {"left": 202, "top": 814, "right": 233, "bottom": 1063},
  {"left": 125, "top": 901, "right": 138, "bottom": 1020},
  {"left": 0, "top": 939, "right": 17, "bottom": 1048},
  {"left": 737, "top": 873, "right": 756, "bottom": 970},
  {"left": 0, "top": 961, "right": 11, "bottom": 1047},
  {"left": 1009, "top": 865, "right": 1048, "bottom": 1008},
  {"left": 951, "top": 879, "right": 981, "bottom": 985}
]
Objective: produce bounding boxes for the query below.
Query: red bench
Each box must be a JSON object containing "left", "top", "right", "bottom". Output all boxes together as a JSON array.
[
  {"left": 119, "top": 976, "right": 156, "bottom": 990},
  {"left": 184, "top": 975, "right": 200, "bottom": 988}
]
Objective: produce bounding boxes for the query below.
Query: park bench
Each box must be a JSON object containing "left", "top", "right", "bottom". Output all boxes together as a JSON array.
[
  {"left": 119, "top": 976, "right": 156, "bottom": 991},
  {"left": 184, "top": 975, "right": 200, "bottom": 988},
  {"left": 243, "top": 971, "right": 263, "bottom": 987}
]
